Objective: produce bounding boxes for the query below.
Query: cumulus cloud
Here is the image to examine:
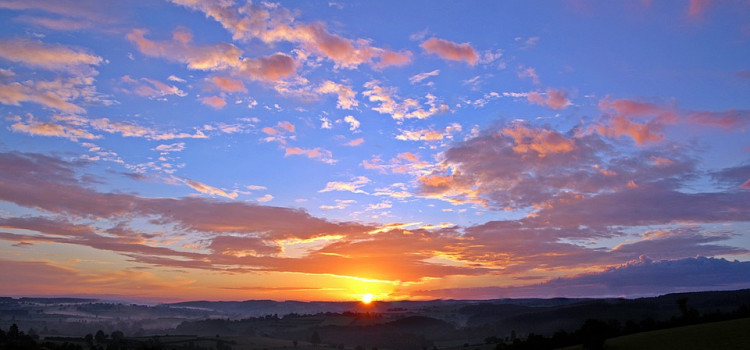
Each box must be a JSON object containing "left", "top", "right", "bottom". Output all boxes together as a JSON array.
[
  {"left": 170, "top": 0, "right": 411, "bottom": 69},
  {"left": 593, "top": 98, "right": 748, "bottom": 146},
  {"left": 343, "top": 115, "right": 360, "bottom": 132},
  {"left": 201, "top": 95, "right": 227, "bottom": 109},
  {"left": 210, "top": 76, "right": 247, "bottom": 92},
  {"left": 0, "top": 151, "right": 748, "bottom": 284},
  {"left": 421, "top": 37, "right": 478, "bottom": 65},
  {"left": 126, "top": 27, "right": 295, "bottom": 82},
  {"left": 362, "top": 80, "right": 450, "bottom": 120},
  {"left": 316, "top": 80, "right": 357, "bottom": 109},
  {"left": 319, "top": 176, "right": 370, "bottom": 194},
  {"left": 526, "top": 89, "right": 571, "bottom": 110}
]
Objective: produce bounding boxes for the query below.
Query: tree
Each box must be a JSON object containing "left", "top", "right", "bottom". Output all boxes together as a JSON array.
[
  {"left": 8, "top": 324, "right": 19, "bottom": 338},
  {"left": 95, "top": 329, "right": 107, "bottom": 344},
  {"left": 311, "top": 331, "right": 321, "bottom": 345}
]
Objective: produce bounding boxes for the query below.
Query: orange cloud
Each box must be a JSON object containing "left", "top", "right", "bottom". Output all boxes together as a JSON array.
[
  {"left": 502, "top": 124, "right": 576, "bottom": 157},
  {"left": 594, "top": 115, "right": 663, "bottom": 145},
  {"left": 421, "top": 37, "right": 478, "bottom": 65},
  {"left": 11, "top": 120, "right": 97, "bottom": 142},
  {"left": 201, "top": 95, "right": 227, "bottom": 109}
]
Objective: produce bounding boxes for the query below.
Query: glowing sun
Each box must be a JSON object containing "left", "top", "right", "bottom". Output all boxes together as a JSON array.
[{"left": 361, "top": 293, "right": 373, "bottom": 304}]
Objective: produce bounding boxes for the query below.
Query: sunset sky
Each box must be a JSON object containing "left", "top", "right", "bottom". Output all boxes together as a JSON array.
[{"left": 1, "top": 0, "right": 749, "bottom": 302}]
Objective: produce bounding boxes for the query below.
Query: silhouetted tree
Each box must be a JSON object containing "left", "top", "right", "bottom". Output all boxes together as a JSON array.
[
  {"left": 579, "top": 319, "right": 608, "bottom": 350},
  {"left": 8, "top": 323, "right": 19, "bottom": 338},
  {"left": 95, "top": 329, "right": 106, "bottom": 344},
  {"left": 311, "top": 331, "right": 321, "bottom": 345}
]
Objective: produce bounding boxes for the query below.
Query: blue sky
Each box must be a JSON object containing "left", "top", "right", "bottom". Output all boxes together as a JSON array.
[{"left": 0, "top": 0, "right": 749, "bottom": 301}]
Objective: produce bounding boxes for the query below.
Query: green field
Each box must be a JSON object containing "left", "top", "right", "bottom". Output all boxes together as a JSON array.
[{"left": 562, "top": 317, "right": 750, "bottom": 350}]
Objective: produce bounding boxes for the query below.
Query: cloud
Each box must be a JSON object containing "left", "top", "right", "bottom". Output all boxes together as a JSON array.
[
  {"left": 395, "top": 123, "right": 461, "bottom": 142},
  {"left": 284, "top": 147, "right": 335, "bottom": 164},
  {"left": 594, "top": 98, "right": 748, "bottom": 145},
  {"left": 126, "top": 27, "right": 295, "bottom": 82},
  {"left": 257, "top": 194, "right": 274, "bottom": 203},
  {"left": 201, "top": 95, "right": 227, "bottom": 109},
  {"left": 362, "top": 80, "right": 450, "bottom": 120},
  {"left": 316, "top": 81, "right": 357, "bottom": 109},
  {"left": 375, "top": 50, "right": 412, "bottom": 68},
  {"left": 421, "top": 37, "right": 478, "bottom": 65},
  {"left": 121, "top": 75, "right": 187, "bottom": 98},
  {"left": 343, "top": 115, "right": 360, "bottom": 132},
  {"left": 154, "top": 142, "right": 186, "bottom": 153},
  {"left": 0, "top": 38, "right": 103, "bottom": 75},
  {"left": 345, "top": 138, "right": 364, "bottom": 147},
  {"left": 179, "top": 177, "right": 238, "bottom": 199},
  {"left": 416, "top": 121, "right": 714, "bottom": 212},
  {"left": 421, "top": 257, "right": 750, "bottom": 299},
  {"left": 0, "top": 151, "right": 748, "bottom": 285},
  {"left": 526, "top": 89, "right": 571, "bottom": 109},
  {"left": 210, "top": 76, "right": 247, "bottom": 92},
  {"left": 687, "top": 0, "right": 713, "bottom": 17},
  {"left": 11, "top": 118, "right": 98, "bottom": 142},
  {"left": 319, "top": 176, "right": 370, "bottom": 194},
  {"left": 320, "top": 199, "right": 356, "bottom": 210},
  {"left": 395, "top": 129, "right": 445, "bottom": 141},
  {"left": 409, "top": 69, "right": 440, "bottom": 85},
  {"left": 171, "top": 0, "right": 410, "bottom": 69},
  {"left": 518, "top": 66, "right": 540, "bottom": 84},
  {"left": 0, "top": 76, "right": 98, "bottom": 113}
]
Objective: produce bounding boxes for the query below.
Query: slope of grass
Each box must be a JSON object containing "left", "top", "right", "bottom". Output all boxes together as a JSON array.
[{"left": 562, "top": 317, "right": 750, "bottom": 350}]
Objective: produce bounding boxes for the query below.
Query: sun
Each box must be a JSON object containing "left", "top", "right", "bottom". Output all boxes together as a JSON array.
[{"left": 361, "top": 293, "right": 373, "bottom": 304}]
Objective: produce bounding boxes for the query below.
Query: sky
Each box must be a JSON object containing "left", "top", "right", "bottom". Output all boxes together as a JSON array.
[{"left": 0, "top": 0, "right": 749, "bottom": 303}]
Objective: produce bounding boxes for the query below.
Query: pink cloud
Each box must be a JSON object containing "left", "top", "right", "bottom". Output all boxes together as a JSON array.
[
  {"left": 210, "top": 76, "right": 247, "bottom": 92},
  {"left": 376, "top": 50, "right": 412, "bottom": 68},
  {"left": 284, "top": 147, "right": 335, "bottom": 164},
  {"left": 237, "top": 53, "right": 296, "bottom": 81},
  {"left": 526, "top": 89, "right": 571, "bottom": 110},
  {"left": 595, "top": 98, "right": 748, "bottom": 145},
  {"left": 0, "top": 38, "right": 103, "bottom": 74},
  {"left": 0, "top": 151, "right": 748, "bottom": 286},
  {"left": 201, "top": 95, "right": 227, "bottom": 109},
  {"left": 687, "top": 0, "right": 713, "bottom": 17},
  {"left": 122, "top": 75, "right": 187, "bottom": 98},
  {"left": 345, "top": 138, "right": 364, "bottom": 146},
  {"left": 171, "top": 0, "right": 409, "bottom": 69},
  {"left": 421, "top": 37, "right": 478, "bottom": 65},
  {"left": 11, "top": 119, "right": 99, "bottom": 141}
]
